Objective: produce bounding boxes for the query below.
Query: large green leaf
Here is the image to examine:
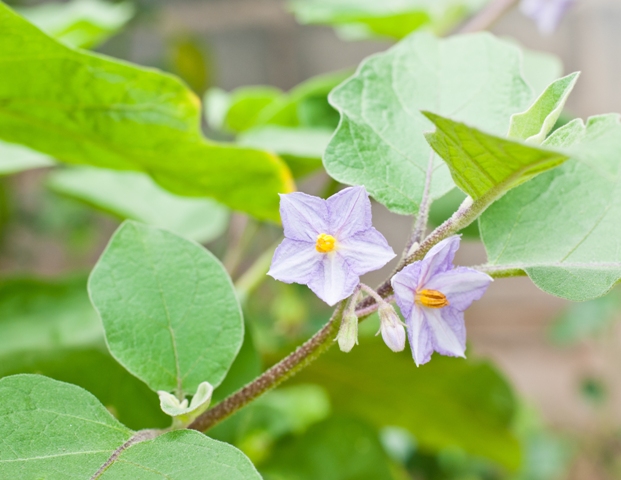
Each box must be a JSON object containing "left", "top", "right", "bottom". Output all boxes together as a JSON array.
[
  {"left": 0, "top": 374, "right": 133, "bottom": 478},
  {"left": 260, "top": 417, "right": 394, "bottom": 480},
  {"left": 0, "top": 141, "right": 54, "bottom": 175},
  {"left": 423, "top": 112, "right": 569, "bottom": 200},
  {"left": 508, "top": 72, "right": 580, "bottom": 144},
  {"left": 98, "top": 430, "right": 262, "bottom": 479},
  {"left": 0, "top": 375, "right": 261, "bottom": 479},
  {"left": 289, "top": 0, "right": 489, "bottom": 40},
  {"left": 292, "top": 338, "right": 520, "bottom": 469},
  {"left": 88, "top": 221, "right": 244, "bottom": 396},
  {"left": 17, "top": 0, "right": 134, "bottom": 49},
  {"left": 480, "top": 114, "right": 621, "bottom": 301},
  {"left": 48, "top": 167, "right": 229, "bottom": 243},
  {"left": 324, "top": 32, "right": 533, "bottom": 215},
  {"left": 0, "top": 276, "right": 167, "bottom": 429},
  {"left": 0, "top": 4, "right": 292, "bottom": 222}
]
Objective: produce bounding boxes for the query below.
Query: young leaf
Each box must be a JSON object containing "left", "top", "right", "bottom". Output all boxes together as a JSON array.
[
  {"left": 96, "top": 430, "right": 262, "bottom": 479},
  {"left": 88, "top": 221, "right": 244, "bottom": 396},
  {"left": 48, "top": 167, "right": 229, "bottom": 243},
  {"left": 508, "top": 72, "right": 580, "bottom": 144},
  {"left": 292, "top": 338, "right": 520, "bottom": 469},
  {"left": 423, "top": 112, "right": 569, "bottom": 201},
  {"left": 324, "top": 32, "right": 533, "bottom": 215},
  {"left": 0, "top": 374, "right": 133, "bottom": 478},
  {"left": 481, "top": 114, "right": 621, "bottom": 301},
  {"left": 17, "top": 0, "right": 135, "bottom": 49},
  {"left": 0, "top": 4, "right": 293, "bottom": 222}
]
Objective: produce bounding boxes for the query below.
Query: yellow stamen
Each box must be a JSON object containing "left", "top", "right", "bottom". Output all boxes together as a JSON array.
[
  {"left": 415, "top": 289, "right": 449, "bottom": 309},
  {"left": 316, "top": 233, "right": 337, "bottom": 253}
]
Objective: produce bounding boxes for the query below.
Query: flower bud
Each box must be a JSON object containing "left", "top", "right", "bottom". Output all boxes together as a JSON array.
[
  {"left": 336, "top": 312, "right": 359, "bottom": 352},
  {"left": 378, "top": 303, "right": 406, "bottom": 352}
]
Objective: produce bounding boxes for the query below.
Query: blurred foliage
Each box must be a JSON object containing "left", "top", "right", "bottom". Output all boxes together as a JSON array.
[
  {"left": 48, "top": 166, "right": 230, "bottom": 243},
  {"left": 168, "top": 35, "right": 212, "bottom": 94},
  {"left": 549, "top": 287, "right": 621, "bottom": 345},
  {"left": 289, "top": 0, "right": 490, "bottom": 40},
  {"left": 292, "top": 338, "right": 521, "bottom": 469},
  {"left": 0, "top": 142, "right": 54, "bottom": 175},
  {"left": 17, "top": 0, "right": 135, "bottom": 49}
]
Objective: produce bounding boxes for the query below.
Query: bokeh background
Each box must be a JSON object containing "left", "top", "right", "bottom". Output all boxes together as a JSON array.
[{"left": 2, "top": 0, "right": 621, "bottom": 479}]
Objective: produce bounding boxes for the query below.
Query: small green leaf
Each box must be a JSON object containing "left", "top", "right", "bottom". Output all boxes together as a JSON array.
[
  {"left": 423, "top": 112, "right": 569, "bottom": 200},
  {"left": 0, "top": 141, "right": 54, "bottom": 175},
  {"left": 158, "top": 381, "right": 213, "bottom": 427},
  {"left": 48, "top": 167, "right": 229, "bottom": 243},
  {"left": 0, "top": 374, "right": 133, "bottom": 478},
  {"left": 98, "top": 430, "right": 262, "bottom": 479},
  {"left": 238, "top": 126, "right": 330, "bottom": 177},
  {"left": 0, "top": 4, "right": 293, "bottom": 222},
  {"left": 220, "top": 86, "right": 283, "bottom": 133},
  {"left": 324, "top": 32, "right": 533, "bottom": 214},
  {"left": 88, "top": 221, "right": 244, "bottom": 396},
  {"left": 508, "top": 72, "right": 580, "bottom": 144},
  {"left": 261, "top": 417, "right": 394, "bottom": 479},
  {"left": 292, "top": 338, "right": 521, "bottom": 469},
  {"left": 17, "top": 0, "right": 134, "bottom": 49},
  {"left": 481, "top": 114, "right": 621, "bottom": 301}
]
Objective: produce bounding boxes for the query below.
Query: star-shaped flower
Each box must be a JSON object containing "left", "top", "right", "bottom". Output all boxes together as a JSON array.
[
  {"left": 391, "top": 236, "right": 492, "bottom": 366},
  {"left": 520, "top": 0, "right": 575, "bottom": 35},
  {"left": 268, "top": 186, "right": 396, "bottom": 306}
]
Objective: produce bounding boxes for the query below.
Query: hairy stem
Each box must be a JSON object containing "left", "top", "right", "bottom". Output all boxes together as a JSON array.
[
  {"left": 189, "top": 302, "right": 346, "bottom": 432},
  {"left": 457, "top": 0, "right": 520, "bottom": 34},
  {"left": 406, "top": 152, "right": 435, "bottom": 254},
  {"left": 474, "top": 264, "right": 528, "bottom": 278}
]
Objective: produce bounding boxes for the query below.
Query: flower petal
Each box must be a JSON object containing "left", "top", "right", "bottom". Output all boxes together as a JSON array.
[
  {"left": 406, "top": 305, "right": 434, "bottom": 366},
  {"left": 425, "top": 267, "right": 493, "bottom": 312},
  {"left": 424, "top": 307, "right": 466, "bottom": 359},
  {"left": 520, "top": 0, "right": 574, "bottom": 35},
  {"left": 391, "top": 262, "right": 423, "bottom": 320},
  {"left": 268, "top": 239, "right": 321, "bottom": 284},
  {"left": 339, "top": 228, "right": 396, "bottom": 275},
  {"left": 326, "top": 186, "right": 372, "bottom": 239},
  {"left": 307, "top": 253, "right": 360, "bottom": 306},
  {"left": 419, "top": 235, "right": 461, "bottom": 286},
  {"left": 280, "top": 192, "right": 329, "bottom": 242}
]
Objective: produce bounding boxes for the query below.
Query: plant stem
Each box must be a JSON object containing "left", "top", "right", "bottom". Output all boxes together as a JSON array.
[
  {"left": 189, "top": 302, "right": 346, "bottom": 432},
  {"left": 457, "top": 0, "right": 520, "bottom": 34},
  {"left": 235, "top": 239, "right": 281, "bottom": 304},
  {"left": 474, "top": 264, "right": 527, "bottom": 278},
  {"left": 406, "top": 152, "right": 435, "bottom": 254}
]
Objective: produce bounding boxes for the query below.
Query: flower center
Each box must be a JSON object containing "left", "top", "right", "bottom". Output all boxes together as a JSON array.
[
  {"left": 315, "top": 233, "right": 337, "bottom": 253},
  {"left": 415, "top": 289, "right": 449, "bottom": 309}
]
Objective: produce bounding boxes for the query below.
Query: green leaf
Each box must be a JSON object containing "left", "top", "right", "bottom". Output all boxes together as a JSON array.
[
  {"left": 423, "top": 112, "right": 569, "bottom": 200},
  {"left": 238, "top": 126, "right": 330, "bottom": 177},
  {"left": 0, "top": 276, "right": 168, "bottom": 429},
  {"left": 0, "top": 375, "right": 262, "bottom": 479},
  {"left": 0, "top": 4, "right": 293, "bottom": 222},
  {"left": 88, "top": 221, "right": 244, "bottom": 396},
  {"left": 289, "top": 0, "right": 488, "bottom": 40},
  {"left": 508, "top": 73, "right": 580, "bottom": 144},
  {"left": 48, "top": 167, "right": 229, "bottom": 243},
  {"left": 98, "top": 430, "right": 262, "bottom": 479},
  {"left": 17, "top": 0, "right": 134, "bottom": 49},
  {"left": 218, "top": 86, "right": 283, "bottom": 133},
  {"left": 292, "top": 338, "right": 520, "bottom": 469},
  {"left": 324, "top": 32, "right": 533, "bottom": 214},
  {"left": 261, "top": 417, "right": 395, "bottom": 480},
  {"left": 0, "top": 374, "right": 133, "bottom": 478},
  {"left": 0, "top": 141, "right": 54, "bottom": 175},
  {"left": 481, "top": 114, "right": 621, "bottom": 301}
]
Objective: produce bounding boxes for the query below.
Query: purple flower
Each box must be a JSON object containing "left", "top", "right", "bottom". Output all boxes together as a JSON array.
[
  {"left": 268, "top": 186, "right": 396, "bottom": 306},
  {"left": 520, "top": 0, "right": 575, "bottom": 35},
  {"left": 391, "top": 236, "right": 492, "bottom": 366}
]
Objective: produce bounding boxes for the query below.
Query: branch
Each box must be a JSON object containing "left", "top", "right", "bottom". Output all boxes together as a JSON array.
[
  {"left": 457, "top": 0, "right": 520, "bottom": 34},
  {"left": 189, "top": 302, "right": 346, "bottom": 432}
]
